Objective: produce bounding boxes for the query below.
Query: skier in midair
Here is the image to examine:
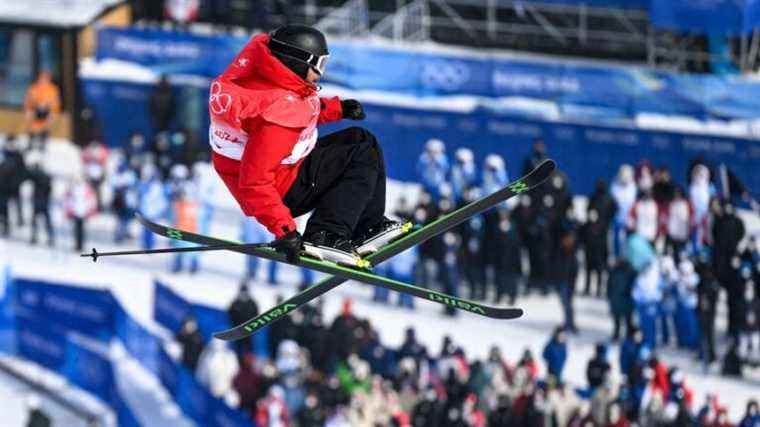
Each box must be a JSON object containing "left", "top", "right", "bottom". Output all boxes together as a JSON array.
[{"left": 209, "top": 25, "right": 407, "bottom": 265}]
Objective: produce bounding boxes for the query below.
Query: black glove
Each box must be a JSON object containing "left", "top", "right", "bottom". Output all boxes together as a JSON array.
[
  {"left": 271, "top": 230, "right": 303, "bottom": 264},
  {"left": 341, "top": 99, "right": 366, "bottom": 120}
]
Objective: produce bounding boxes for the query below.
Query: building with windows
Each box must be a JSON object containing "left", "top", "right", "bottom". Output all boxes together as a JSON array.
[{"left": 0, "top": 0, "right": 129, "bottom": 143}]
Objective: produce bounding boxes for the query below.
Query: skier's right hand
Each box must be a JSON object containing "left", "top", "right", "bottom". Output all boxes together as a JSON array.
[{"left": 271, "top": 230, "right": 303, "bottom": 264}]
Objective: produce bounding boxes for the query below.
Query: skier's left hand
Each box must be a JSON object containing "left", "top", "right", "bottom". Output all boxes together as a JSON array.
[
  {"left": 271, "top": 230, "right": 303, "bottom": 264},
  {"left": 341, "top": 99, "right": 365, "bottom": 120}
]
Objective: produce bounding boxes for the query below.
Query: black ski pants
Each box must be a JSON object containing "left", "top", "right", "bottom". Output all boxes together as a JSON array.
[{"left": 283, "top": 127, "right": 386, "bottom": 239}]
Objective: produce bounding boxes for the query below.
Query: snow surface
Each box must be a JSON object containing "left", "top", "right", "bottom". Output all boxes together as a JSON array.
[{"left": 0, "top": 139, "right": 758, "bottom": 425}]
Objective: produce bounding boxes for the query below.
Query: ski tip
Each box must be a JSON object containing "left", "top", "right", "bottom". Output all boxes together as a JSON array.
[{"left": 212, "top": 330, "right": 236, "bottom": 341}]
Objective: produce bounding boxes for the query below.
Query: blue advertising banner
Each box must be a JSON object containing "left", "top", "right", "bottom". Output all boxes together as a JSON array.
[
  {"left": 173, "top": 364, "right": 254, "bottom": 427},
  {"left": 115, "top": 398, "right": 143, "bottom": 427},
  {"left": 651, "top": 0, "right": 760, "bottom": 34},
  {"left": 157, "top": 347, "right": 179, "bottom": 397},
  {"left": 154, "top": 281, "right": 191, "bottom": 334},
  {"left": 154, "top": 281, "right": 269, "bottom": 357},
  {"left": 96, "top": 27, "right": 248, "bottom": 77},
  {"left": 16, "top": 315, "right": 67, "bottom": 372},
  {"left": 61, "top": 341, "right": 116, "bottom": 406},
  {"left": 0, "top": 266, "right": 15, "bottom": 354},
  {"left": 90, "top": 27, "right": 760, "bottom": 122},
  {"left": 115, "top": 304, "right": 161, "bottom": 376},
  {"left": 14, "top": 279, "right": 115, "bottom": 341}
]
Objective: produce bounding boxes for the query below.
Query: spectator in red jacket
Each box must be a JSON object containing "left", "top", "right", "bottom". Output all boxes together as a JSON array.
[{"left": 209, "top": 25, "right": 407, "bottom": 266}]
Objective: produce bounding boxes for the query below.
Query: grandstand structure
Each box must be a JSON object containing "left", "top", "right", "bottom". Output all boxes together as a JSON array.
[{"left": 130, "top": 0, "right": 760, "bottom": 74}]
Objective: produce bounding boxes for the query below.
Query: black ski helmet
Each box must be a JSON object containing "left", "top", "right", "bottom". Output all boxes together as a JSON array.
[{"left": 269, "top": 25, "right": 329, "bottom": 79}]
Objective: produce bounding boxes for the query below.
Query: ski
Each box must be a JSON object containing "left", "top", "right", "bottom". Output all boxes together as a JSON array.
[
  {"left": 136, "top": 218, "right": 525, "bottom": 322},
  {"left": 194, "top": 158, "right": 556, "bottom": 340}
]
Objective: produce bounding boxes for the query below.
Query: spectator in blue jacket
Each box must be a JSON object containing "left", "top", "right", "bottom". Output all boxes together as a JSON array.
[
  {"left": 542, "top": 326, "right": 568, "bottom": 382},
  {"left": 619, "top": 326, "right": 645, "bottom": 379},
  {"left": 481, "top": 154, "right": 509, "bottom": 198},
  {"left": 111, "top": 158, "right": 139, "bottom": 243},
  {"left": 137, "top": 163, "right": 169, "bottom": 249},
  {"left": 416, "top": 139, "right": 449, "bottom": 200},
  {"left": 739, "top": 399, "right": 759, "bottom": 427},
  {"left": 450, "top": 147, "right": 477, "bottom": 203}
]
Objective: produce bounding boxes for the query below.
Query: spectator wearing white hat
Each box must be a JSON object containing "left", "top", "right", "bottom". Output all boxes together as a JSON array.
[
  {"left": 416, "top": 138, "right": 449, "bottom": 200},
  {"left": 611, "top": 164, "right": 637, "bottom": 258}
]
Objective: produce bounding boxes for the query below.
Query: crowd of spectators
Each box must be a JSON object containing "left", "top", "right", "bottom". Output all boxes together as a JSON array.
[
  {"left": 166, "top": 284, "right": 760, "bottom": 427},
  {"left": 2, "top": 104, "right": 759, "bottom": 425},
  {"left": 411, "top": 138, "right": 760, "bottom": 373}
]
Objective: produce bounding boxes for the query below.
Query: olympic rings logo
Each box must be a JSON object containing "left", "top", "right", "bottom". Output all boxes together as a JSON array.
[
  {"left": 209, "top": 81, "right": 232, "bottom": 115},
  {"left": 420, "top": 61, "right": 471, "bottom": 90}
]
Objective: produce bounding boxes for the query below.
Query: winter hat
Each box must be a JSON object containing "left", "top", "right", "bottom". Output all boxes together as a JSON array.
[
  {"left": 455, "top": 147, "right": 474, "bottom": 163},
  {"left": 485, "top": 154, "right": 505, "bottom": 170},
  {"left": 618, "top": 164, "right": 634, "bottom": 183},
  {"left": 425, "top": 138, "right": 445, "bottom": 154},
  {"left": 170, "top": 164, "right": 189, "bottom": 180}
]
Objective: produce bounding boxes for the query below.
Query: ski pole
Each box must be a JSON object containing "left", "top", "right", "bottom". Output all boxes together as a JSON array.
[{"left": 82, "top": 242, "right": 272, "bottom": 262}]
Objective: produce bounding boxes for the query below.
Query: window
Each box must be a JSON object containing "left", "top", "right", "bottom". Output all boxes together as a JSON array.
[
  {"left": 0, "top": 28, "right": 35, "bottom": 106},
  {"left": 37, "top": 33, "right": 62, "bottom": 84}
]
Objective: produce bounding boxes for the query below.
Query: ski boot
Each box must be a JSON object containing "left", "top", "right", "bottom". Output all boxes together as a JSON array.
[
  {"left": 353, "top": 217, "right": 413, "bottom": 256},
  {"left": 303, "top": 230, "right": 369, "bottom": 269}
]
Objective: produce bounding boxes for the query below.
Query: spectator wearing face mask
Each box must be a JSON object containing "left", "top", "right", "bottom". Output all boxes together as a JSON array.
[
  {"left": 739, "top": 400, "right": 759, "bottom": 427},
  {"left": 176, "top": 315, "right": 205, "bottom": 372},
  {"left": 633, "top": 260, "right": 664, "bottom": 350},
  {"left": 629, "top": 191, "right": 659, "bottom": 246},
  {"left": 111, "top": 159, "right": 139, "bottom": 243},
  {"left": 739, "top": 264, "right": 760, "bottom": 364},
  {"left": 450, "top": 147, "right": 477, "bottom": 204},
  {"left": 196, "top": 338, "right": 239, "bottom": 405},
  {"left": 523, "top": 138, "right": 547, "bottom": 176},
  {"left": 611, "top": 164, "right": 638, "bottom": 258},
  {"left": 697, "top": 255, "right": 721, "bottom": 365},
  {"left": 492, "top": 207, "right": 523, "bottom": 305},
  {"left": 457, "top": 187, "right": 485, "bottom": 301},
  {"left": 665, "top": 187, "right": 694, "bottom": 262},
  {"left": 542, "top": 327, "right": 568, "bottom": 382},
  {"left": 81, "top": 140, "right": 109, "bottom": 211},
  {"left": 608, "top": 259, "right": 636, "bottom": 341},
  {"left": 27, "top": 157, "right": 54, "bottom": 247},
  {"left": 137, "top": 163, "right": 170, "bottom": 249},
  {"left": 416, "top": 139, "right": 449, "bottom": 201},
  {"left": 674, "top": 259, "right": 700, "bottom": 351},
  {"left": 227, "top": 283, "right": 260, "bottom": 363},
  {"left": 582, "top": 207, "right": 610, "bottom": 297},
  {"left": 689, "top": 164, "right": 714, "bottom": 251}
]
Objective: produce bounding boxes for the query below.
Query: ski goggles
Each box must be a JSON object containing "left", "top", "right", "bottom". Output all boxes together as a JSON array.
[{"left": 269, "top": 37, "right": 330, "bottom": 76}]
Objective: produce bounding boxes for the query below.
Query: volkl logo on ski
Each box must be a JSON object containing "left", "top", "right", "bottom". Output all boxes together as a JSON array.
[
  {"left": 508, "top": 180, "right": 528, "bottom": 194},
  {"left": 427, "top": 293, "right": 485, "bottom": 314},
  {"left": 243, "top": 303, "right": 297, "bottom": 332},
  {"left": 167, "top": 229, "right": 183, "bottom": 240}
]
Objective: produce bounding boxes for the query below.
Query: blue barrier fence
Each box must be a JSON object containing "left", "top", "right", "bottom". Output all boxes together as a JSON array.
[
  {"left": 0, "top": 273, "right": 257, "bottom": 427},
  {"left": 153, "top": 281, "right": 269, "bottom": 357}
]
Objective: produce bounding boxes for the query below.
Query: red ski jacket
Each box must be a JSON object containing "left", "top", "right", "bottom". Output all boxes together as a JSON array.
[{"left": 209, "top": 34, "right": 343, "bottom": 237}]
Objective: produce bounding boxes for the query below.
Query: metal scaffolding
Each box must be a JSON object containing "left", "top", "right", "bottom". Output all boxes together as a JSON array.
[{"left": 305, "top": 0, "right": 741, "bottom": 73}]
